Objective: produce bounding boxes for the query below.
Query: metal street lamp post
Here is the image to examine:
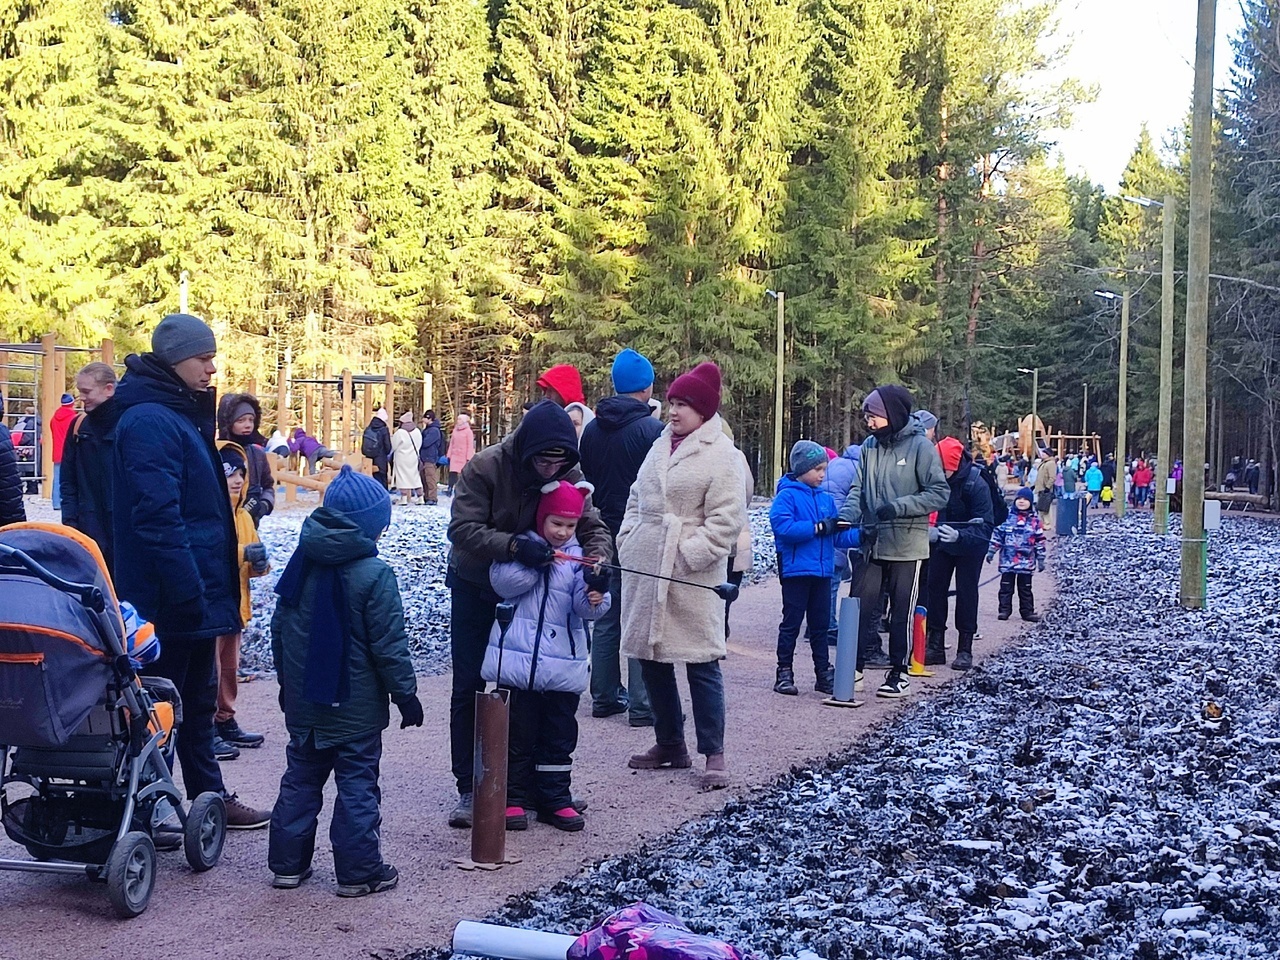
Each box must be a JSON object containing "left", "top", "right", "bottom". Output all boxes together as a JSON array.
[{"left": 766, "top": 290, "right": 785, "bottom": 490}]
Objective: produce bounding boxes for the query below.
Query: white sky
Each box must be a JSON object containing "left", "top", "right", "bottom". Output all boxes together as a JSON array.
[{"left": 1047, "top": 0, "right": 1246, "bottom": 190}]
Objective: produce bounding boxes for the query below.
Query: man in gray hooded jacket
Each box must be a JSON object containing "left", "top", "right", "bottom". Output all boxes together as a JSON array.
[{"left": 838, "top": 385, "right": 948, "bottom": 699}]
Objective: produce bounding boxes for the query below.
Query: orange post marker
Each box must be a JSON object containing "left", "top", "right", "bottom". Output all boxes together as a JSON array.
[{"left": 908, "top": 605, "right": 933, "bottom": 676}]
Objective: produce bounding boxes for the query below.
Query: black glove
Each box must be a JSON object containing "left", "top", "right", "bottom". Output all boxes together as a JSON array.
[
  {"left": 875, "top": 503, "right": 897, "bottom": 522},
  {"left": 815, "top": 517, "right": 838, "bottom": 536},
  {"left": 243, "top": 494, "right": 261, "bottom": 517},
  {"left": 510, "top": 535, "right": 555, "bottom": 568},
  {"left": 583, "top": 568, "right": 610, "bottom": 594},
  {"left": 395, "top": 695, "right": 424, "bottom": 728}
]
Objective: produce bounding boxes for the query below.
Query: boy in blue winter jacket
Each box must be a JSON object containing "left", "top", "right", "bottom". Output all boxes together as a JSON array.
[
  {"left": 483, "top": 480, "right": 610, "bottom": 832},
  {"left": 986, "top": 486, "right": 1046, "bottom": 622},
  {"left": 770, "top": 441, "right": 860, "bottom": 696}
]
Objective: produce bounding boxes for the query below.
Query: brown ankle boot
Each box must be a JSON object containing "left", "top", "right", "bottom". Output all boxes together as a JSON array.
[
  {"left": 628, "top": 742, "right": 692, "bottom": 770},
  {"left": 701, "top": 753, "right": 729, "bottom": 790}
]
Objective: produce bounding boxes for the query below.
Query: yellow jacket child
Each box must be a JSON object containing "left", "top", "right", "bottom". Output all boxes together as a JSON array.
[{"left": 218, "top": 441, "right": 270, "bottom": 624}]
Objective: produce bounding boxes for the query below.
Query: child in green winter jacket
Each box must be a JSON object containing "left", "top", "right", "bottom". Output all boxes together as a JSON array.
[{"left": 268, "top": 465, "right": 422, "bottom": 898}]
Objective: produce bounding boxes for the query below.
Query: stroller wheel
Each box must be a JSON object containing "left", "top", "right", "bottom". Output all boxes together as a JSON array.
[
  {"left": 183, "top": 793, "right": 226, "bottom": 872},
  {"left": 106, "top": 832, "right": 156, "bottom": 918}
]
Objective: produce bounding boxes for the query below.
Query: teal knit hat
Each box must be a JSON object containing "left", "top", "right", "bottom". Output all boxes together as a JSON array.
[{"left": 324, "top": 465, "right": 392, "bottom": 541}]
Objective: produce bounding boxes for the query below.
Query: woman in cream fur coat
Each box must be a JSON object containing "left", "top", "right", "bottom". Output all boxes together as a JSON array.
[{"left": 619, "top": 362, "right": 745, "bottom": 790}]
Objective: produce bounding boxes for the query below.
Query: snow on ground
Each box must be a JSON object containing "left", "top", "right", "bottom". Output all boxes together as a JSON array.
[
  {"left": 428, "top": 512, "right": 1280, "bottom": 959},
  {"left": 242, "top": 500, "right": 779, "bottom": 675}
]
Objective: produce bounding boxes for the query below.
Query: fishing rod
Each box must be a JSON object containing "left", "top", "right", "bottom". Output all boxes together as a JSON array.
[{"left": 552, "top": 551, "right": 740, "bottom": 602}]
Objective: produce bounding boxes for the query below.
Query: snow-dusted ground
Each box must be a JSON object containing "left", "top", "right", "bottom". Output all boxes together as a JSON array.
[
  {"left": 242, "top": 499, "right": 779, "bottom": 675},
  {"left": 432, "top": 512, "right": 1280, "bottom": 959}
]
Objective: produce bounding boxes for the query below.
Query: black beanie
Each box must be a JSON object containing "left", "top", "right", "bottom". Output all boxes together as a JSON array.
[
  {"left": 870, "top": 384, "right": 914, "bottom": 436},
  {"left": 515, "top": 399, "right": 581, "bottom": 469}
]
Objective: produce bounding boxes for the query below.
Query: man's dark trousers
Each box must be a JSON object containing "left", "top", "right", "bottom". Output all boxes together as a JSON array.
[
  {"left": 854, "top": 558, "right": 922, "bottom": 670},
  {"left": 448, "top": 571, "right": 498, "bottom": 795},
  {"left": 145, "top": 636, "right": 225, "bottom": 799},
  {"left": 926, "top": 552, "right": 981, "bottom": 637}
]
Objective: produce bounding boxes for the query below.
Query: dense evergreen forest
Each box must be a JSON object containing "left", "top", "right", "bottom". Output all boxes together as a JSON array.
[{"left": 2, "top": 0, "right": 1279, "bottom": 491}]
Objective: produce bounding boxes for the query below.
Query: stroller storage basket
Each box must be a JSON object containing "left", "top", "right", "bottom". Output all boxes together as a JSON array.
[{"left": 3, "top": 794, "right": 119, "bottom": 864}]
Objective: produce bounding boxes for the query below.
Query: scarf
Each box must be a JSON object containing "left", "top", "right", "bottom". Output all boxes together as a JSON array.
[{"left": 274, "top": 544, "right": 376, "bottom": 706}]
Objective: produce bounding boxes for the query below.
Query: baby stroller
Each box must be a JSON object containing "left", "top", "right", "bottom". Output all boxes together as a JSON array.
[{"left": 0, "top": 523, "right": 226, "bottom": 917}]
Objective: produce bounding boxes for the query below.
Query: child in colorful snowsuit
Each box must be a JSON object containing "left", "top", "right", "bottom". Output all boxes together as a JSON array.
[
  {"left": 986, "top": 486, "right": 1046, "bottom": 623},
  {"left": 214, "top": 442, "right": 270, "bottom": 754},
  {"left": 483, "top": 480, "right": 610, "bottom": 832},
  {"left": 769, "top": 441, "right": 861, "bottom": 696}
]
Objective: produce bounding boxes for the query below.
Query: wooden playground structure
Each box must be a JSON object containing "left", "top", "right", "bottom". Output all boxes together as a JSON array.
[
  {"left": 1, "top": 334, "right": 434, "bottom": 501},
  {"left": 976, "top": 414, "right": 1102, "bottom": 463}
]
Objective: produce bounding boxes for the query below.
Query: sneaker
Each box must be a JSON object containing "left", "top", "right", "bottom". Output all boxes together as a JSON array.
[
  {"left": 272, "top": 866, "right": 314, "bottom": 889},
  {"left": 216, "top": 719, "right": 265, "bottom": 749},
  {"left": 591, "top": 702, "right": 627, "bottom": 719},
  {"left": 505, "top": 806, "right": 529, "bottom": 831},
  {"left": 864, "top": 651, "right": 893, "bottom": 669},
  {"left": 876, "top": 669, "right": 911, "bottom": 699},
  {"left": 223, "top": 793, "right": 271, "bottom": 830},
  {"left": 814, "top": 666, "right": 834, "bottom": 696},
  {"left": 536, "top": 807, "right": 585, "bottom": 832},
  {"left": 448, "top": 792, "right": 473, "bottom": 829},
  {"left": 628, "top": 742, "right": 693, "bottom": 770},
  {"left": 854, "top": 670, "right": 864, "bottom": 693},
  {"left": 213, "top": 737, "right": 240, "bottom": 761},
  {"left": 151, "top": 798, "right": 182, "bottom": 850},
  {"left": 336, "top": 864, "right": 399, "bottom": 898}
]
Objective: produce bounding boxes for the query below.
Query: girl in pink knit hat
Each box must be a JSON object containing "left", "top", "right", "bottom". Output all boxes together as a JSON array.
[{"left": 482, "top": 479, "right": 611, "bottom": 832}]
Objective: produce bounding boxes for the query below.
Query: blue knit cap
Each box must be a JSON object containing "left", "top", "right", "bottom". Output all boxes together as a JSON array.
[
  {"left": 324, "top": 465, "right": 392, "bottom": 542},
  {"left": 789, "top": 439, "right": 828, "bottom": 477},
  {"left": 1015, "top": 486, "right": 1034, "bottom": 510},
  {"left": 611, "top": 348, "right": 655, "bottom": 394}
]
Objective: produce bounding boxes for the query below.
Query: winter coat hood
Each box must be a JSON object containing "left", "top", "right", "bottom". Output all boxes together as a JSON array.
[
  {"left": 217, "top": 392, "right": 266, "bottom": 444},
  {"left": 514, "top": 400, "right": 580, "bottom": 480},
  {"left": 536, "top": 364, "right": 585, "bottom": 406},
  {"left": 299, "top": 507, "right": 382, "bottom": 566},
  {"left": 593, "top": 394, "right": 655, "bottom": 433}
]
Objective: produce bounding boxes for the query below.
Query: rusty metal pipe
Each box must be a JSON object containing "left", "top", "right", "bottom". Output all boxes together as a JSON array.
[{"left": 471, "top": 602, "right": 516, "bottom": 865}]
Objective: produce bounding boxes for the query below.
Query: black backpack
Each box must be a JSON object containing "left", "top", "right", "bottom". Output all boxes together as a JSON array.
[
  {"left": 361, "top": 424, "right": 382, "bottom": 459},
  {"left": 977, "top": 463, "right": 1009, "bottom": 526}
]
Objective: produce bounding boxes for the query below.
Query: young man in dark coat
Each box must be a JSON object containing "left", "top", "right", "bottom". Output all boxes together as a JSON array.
[
  {"left": 217, "top": 392, "right": 276, "bottom": 525},
  {"left": 445, "top": 399, "right": 612, "bottom": 827},
  {"left": 0, "top": 422, "right": 26, "bottom": 527},
  {"left": 578, "top": 349, "right": 662, "bottom": 725},
  {"left": 111, "top": 313, "right": 270, "bottom": 829},
  {"left": 417, "top": 409, "right": 445, "bottom": 505},
  {"left": 61, "top": 362, "right": 121, "bottom": 574},
  {"left": 925, "top": 437, "right": 994, "bottom": 671}
]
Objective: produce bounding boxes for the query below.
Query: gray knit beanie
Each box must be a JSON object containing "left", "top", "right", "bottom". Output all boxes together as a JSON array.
[
  {"left": 152, "top": 313, "right": 217, "bottom": 366},
  {"left": 789, "top": 439, "right": 829, "bottom": 477}
]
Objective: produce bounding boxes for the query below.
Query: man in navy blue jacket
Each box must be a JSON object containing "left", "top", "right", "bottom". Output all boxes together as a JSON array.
[
  {"left": 579, "top": 349, "right": 663, "bottom": 725},
  {"left": 111, "top": 313, "right": 270, "bottom": 829},
  {"left": 0, "top": 422, "right": 26, "bottom": 527}
]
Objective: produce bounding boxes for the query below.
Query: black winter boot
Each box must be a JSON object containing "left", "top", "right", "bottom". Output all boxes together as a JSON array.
[
  {"left": 923, "top": 630, "right": 947, "bottom": 666},
  {"left": 814, "top": 664, "right": 835, "bottom": 695},
  {"left": 952, "top": 634, "right": 974, "bottom": 671},
  {"left": 774, "top": 666, "right": 798, "bottom": 696}
]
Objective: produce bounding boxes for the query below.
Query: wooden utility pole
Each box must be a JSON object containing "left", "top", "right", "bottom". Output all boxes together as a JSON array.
[
  {"left": 1116, "top": 291, "right": 1130, "bottom": 520},
  {"left": 1181, "top": 0, "right": 1216, "bottom": 609},
  {"left": 385, "top": 365, "right": 396, "bottom": 424},
  {"left": 40, "top": 334, "right": 57, "bottom": 499},
  {"left": 100, "top": 338, "right": 114, "bottom": 368},
  {"left": 773, "top": 292, "right": 785, "bottom": 489},
  {"left": 1155, "top": 195, "right": 1177, "bottom": 535},
  {"left": 276, "top": 369, "right": 289, "bottom": 434},
  {"left": 320, "top": 364, "right": 333, "bottom": 449}
]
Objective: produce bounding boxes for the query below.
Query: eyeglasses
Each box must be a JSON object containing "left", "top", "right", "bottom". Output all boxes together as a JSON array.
[{"left": 532, "top": 455, "right": 568, "bottom": 470}]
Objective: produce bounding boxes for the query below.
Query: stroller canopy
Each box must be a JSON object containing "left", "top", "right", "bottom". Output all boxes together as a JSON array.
[{"left": 0, "top": 524, "right": 126, "bottom": 747}]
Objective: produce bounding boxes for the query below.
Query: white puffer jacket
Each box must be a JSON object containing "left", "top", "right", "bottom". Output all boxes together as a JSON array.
[{"left": 482, "top": 533, "right": 611, "bottom": 693}]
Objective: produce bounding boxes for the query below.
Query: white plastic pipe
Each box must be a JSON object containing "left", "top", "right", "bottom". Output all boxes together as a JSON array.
[{"left": 452, "top": 921, "right": 576, "bottom": 960}]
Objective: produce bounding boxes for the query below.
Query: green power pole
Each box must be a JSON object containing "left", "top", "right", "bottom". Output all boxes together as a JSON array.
[
  {"left": 1116, "top": 290, "right": 1130, "bottom": 520},
  {"left": 1155, "top": 194, "right": 1177, "bottom": 535},
  {"left": 1180, "top": 0, "right": 1216, "bottom": 609}
]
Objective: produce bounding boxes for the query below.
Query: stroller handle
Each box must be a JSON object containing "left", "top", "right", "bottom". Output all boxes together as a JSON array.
[{"left": 0, "top": 542, "right": 106, "bottom": 613}]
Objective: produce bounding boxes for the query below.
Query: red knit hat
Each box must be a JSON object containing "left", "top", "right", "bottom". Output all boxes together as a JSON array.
[
  {"left": 938, "top": 436, "right": 965, "bottom": 472},
  {"left": 537, "top": 480, "right": 594, "bottom": 534},
  {"left": 536, "top": 364, "right": 585, "bottom": 406},
  {"left": 667, "top": 362, "right": 722, "bottom": 420}
]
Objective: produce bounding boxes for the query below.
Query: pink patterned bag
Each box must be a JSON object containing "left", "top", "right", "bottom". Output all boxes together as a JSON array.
[{"left": 568, "top": 904, "right": 754, "bottom": 960}]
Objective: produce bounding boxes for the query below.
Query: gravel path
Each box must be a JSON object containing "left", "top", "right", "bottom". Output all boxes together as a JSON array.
[{"left": 437, "top": 512, "right": 1280, "bottom": 959}]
